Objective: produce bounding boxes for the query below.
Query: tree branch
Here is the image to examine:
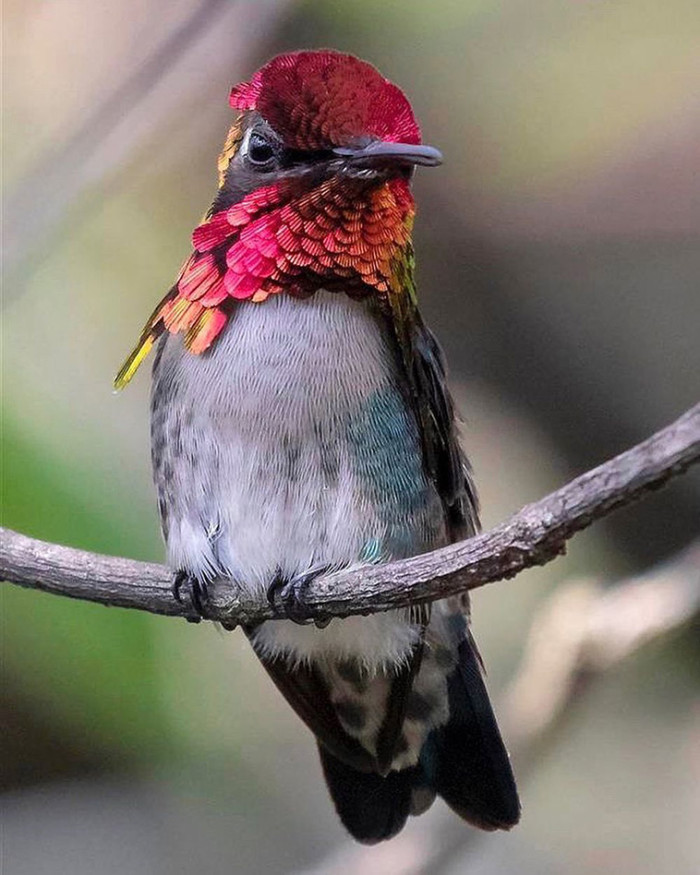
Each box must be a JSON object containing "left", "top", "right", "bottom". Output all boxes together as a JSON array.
[{"left": 2, "top": 402, "right": 699, "bottom": 625}]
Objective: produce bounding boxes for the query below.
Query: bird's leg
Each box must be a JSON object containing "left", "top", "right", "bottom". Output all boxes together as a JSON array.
[
  {"left": 172, "top": 570, "right": 210, "bottom": 621},
  {"left": 266, "top": 566, "right": 333, "bottom": 628}
]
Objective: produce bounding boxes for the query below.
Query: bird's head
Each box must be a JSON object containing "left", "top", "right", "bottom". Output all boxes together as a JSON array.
[
  {"left": 219, "top": 49, "right": 441, "bottom": 194},
  {"left": 116, "top": 50, "right": 441, "bottom": 385}
]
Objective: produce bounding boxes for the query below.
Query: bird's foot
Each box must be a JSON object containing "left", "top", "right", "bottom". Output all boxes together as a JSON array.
[
  {"left": 172, "top": 570, "right": 210, "bottom": 622},
  {"left": 266, "top": 567, "right": 333, "bottom": 628}
]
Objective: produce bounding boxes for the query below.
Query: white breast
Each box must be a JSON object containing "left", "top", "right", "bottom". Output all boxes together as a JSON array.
[{"left": 152, "top": 291, "right": 445, "bottom": 668}]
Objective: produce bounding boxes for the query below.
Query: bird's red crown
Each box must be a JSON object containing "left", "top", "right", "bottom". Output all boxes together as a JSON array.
[{"left": 229, "top": 50, "right": 421, "bottom": 149}]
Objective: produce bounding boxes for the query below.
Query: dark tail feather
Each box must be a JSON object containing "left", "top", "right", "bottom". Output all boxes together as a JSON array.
[
  {"left": 318, "top": 635, "right": 519, "bottom": 842},
  {"left": 425, "top": 635, "right": 521, "bottom": 831},
  {"left": 318, "top": 744, "right": 425, "bottom": 844}
]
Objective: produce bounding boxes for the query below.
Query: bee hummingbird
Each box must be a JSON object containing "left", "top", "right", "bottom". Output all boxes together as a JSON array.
[{"left": 116, "top": 49, "right": 519, "bottom": 843}]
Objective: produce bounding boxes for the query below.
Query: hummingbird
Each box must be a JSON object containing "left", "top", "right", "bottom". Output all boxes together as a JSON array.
[{"left": 116, "top": 49, "right": 520, "bottom": 843}]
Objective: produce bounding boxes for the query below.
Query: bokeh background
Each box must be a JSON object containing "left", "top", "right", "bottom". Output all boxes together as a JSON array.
[{"left": 2, "top": 1, "right": 699, "bottom": 873}]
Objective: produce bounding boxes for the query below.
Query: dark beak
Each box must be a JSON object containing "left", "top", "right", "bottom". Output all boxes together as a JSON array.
[{"left": 333, "top": 141, "right": 443, "bottom": 168}]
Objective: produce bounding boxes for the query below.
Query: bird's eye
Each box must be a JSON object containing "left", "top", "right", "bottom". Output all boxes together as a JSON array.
[{"left": 246, "top": 132, "right": 277, "bottom": 169}]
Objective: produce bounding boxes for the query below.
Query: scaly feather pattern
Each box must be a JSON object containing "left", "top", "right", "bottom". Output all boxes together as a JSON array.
[
  {"left": 229, "top": 50, "right": 420, "bottom": 149},
  {"left": 116, "top": 177, "right": 414, "bottom": 388}
]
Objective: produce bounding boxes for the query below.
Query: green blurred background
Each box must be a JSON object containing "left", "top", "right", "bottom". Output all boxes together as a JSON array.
[{"left": 2, "top": 1, "right": 699, "bottom": 873}]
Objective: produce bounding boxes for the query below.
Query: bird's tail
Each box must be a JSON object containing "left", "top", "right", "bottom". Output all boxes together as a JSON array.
[
  {"left": 319, "top": 633, "right": 520, "bottom": 843},
  {"left": 318, "top": 749, "right": 426, "bottom": 844},
  {"left": 425, "top": 633, "right": 521, "bottom": 830}
]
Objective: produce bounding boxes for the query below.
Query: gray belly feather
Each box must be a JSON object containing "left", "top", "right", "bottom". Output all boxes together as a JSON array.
[{"left": 151, "top": 291, "right": 448, "bottom": 669}]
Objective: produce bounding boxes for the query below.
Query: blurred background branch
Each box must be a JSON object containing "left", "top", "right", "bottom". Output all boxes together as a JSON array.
[
  {"left": 2, "top": 401, "right": 698, "bottom": 623},
  {"left": 501, "top": 540, "right": 700, "bottom": 755}
]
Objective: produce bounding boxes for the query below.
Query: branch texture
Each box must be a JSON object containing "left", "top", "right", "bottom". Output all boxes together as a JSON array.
[{"left": 2, "top": 403, "right": 699, "bottom": 625}]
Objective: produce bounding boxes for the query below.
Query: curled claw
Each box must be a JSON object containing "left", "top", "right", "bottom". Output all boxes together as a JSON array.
[
  {"left": 266, "top": 567, "right": 333, "bottom": 627},
  {"left": 266, "top": 571, "right": 287, "bottom": 609},
  {"left": 172, "top": 570, "right": 210, "bottom": 621},
  {"left": 267, "top": 573, "right": 312, "bottom": 625}
]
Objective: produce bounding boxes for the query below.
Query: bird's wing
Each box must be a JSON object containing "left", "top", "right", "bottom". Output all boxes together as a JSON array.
[
  {"left": 114, "top": 245, "right": 234, "bottom": 390},
  {"left": 245, "top": 628, "right": 425, "bottom": 775},
  {"left": 246, "top": 638, "right": 376, "bottom": 773},
  {"left": 381, "top": 244, "right": 479, "bottom": 541}
]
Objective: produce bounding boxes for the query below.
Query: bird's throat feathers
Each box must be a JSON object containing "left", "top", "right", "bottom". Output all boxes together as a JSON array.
[{"left": 116, "top": 173, "right": 416, "bottom": 388}]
